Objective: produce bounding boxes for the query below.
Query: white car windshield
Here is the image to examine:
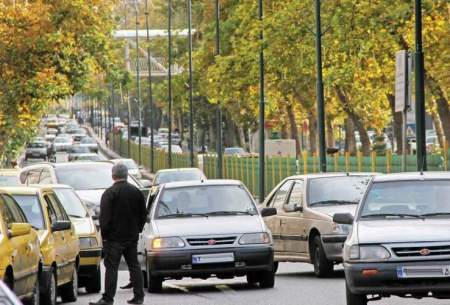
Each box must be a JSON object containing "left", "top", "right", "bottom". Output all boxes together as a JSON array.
[
  {"left": 361, "top": 180, "right": 450, "bottom": 219},
  {"left": 156, "top": 185, "right": 257, "bottom": 218},
  {"left": 54, "top": 188, "right": 87, "bottom": 218}
]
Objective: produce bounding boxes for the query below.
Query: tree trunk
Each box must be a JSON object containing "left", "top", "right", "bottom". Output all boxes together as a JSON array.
[
  {"left": 426, "top": 75, "right": 450, "bottom": 146},
  {"left": 431, "top": 110, "right": 446, "bottom": 149},
  {"left": 286, "top": 103, "right": 301, "bottom": 157},
  {"left": 387, "top": 94, "right": 404, "bottom": 154},
  {"left": 326, "top": 119, "right": 335, "bottom": 148},
  {"left": 308, "top": 112, "right": 317, "bottom": 154},
  {"left": 345, "top": 117, "right": 356, "bottom": 155},
  {"left": 281, "top": 119, "right": 289, "bottom": 139},
  {"left": 237, "top": 126, "right": 247, "bottom": 151}
]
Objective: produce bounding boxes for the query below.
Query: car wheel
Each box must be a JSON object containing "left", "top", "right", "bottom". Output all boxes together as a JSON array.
[
  {"left": 40, "top": 269, "right": 56, "bottom": 305},
  {"left": 24, "top": 276, "right": 40, "bottom": 305},
  {"left": 273, "top": 262, "right": 279, "bottom": 274},
  {"left": 3, "top": 271, "right": 13, "bottom": 291},
  {"left": 258, "top": 269, "right": 275, "bottom": 288},
  {"left": 312, "top": 235, "right": 334, "bottom": 277},
  {"left": 146, "top": 257, "right": 162, "bottom": 293},
  {"left": 346, "top": 282, "right": 367, "bottom": 305},
  {"left": 246, "top": 272, "right": 258, "bottom": 286},
  {"left": 60, "top": 265, "right": 78, "bottom": 302},
  {"left": 85, "top": 266, "right": 101, "bottom": 294}
]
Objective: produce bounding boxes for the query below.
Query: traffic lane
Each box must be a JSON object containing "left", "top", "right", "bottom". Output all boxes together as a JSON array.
[{"left": 73, "top": 263, "right": 449, "bottom": 305}]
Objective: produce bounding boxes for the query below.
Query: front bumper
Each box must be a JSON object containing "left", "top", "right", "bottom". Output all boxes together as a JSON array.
[
  {"left": 79, "top": 248, "right": 102, "bottom": 277},
  {"left": 321, "top": 234, "right": 347, "bottom": 262},
  {"left": 345, "top": 260, "right": 450, "bottom": 296},
  {"left": 146, "top": 246, "right": 274, "bottom": 279}
]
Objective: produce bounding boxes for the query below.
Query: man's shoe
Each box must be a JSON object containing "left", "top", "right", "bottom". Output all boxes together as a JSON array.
[
  {"left": 120, "top": 282, "right": 133, "bottom": 289},
  {"left": 127, "top": 297, "right": 144, "bottom": 305},
  {"left": 89, "top": 298, "right": 113, "bottom": 305}
]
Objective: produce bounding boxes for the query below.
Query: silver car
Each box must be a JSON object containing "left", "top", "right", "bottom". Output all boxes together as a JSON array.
[
  {"left": 138, "top": 180, "right": 276, "bottom": 292},
  {"left": 25, "top": 141, "right": 47, "bottom": 160},
  {"left": 335, "top": 172, "right": 450, "bottom": 305}
]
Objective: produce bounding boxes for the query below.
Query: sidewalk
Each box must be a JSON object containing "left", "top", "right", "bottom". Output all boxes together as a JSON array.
[{"left": 85, "top": 126, "right": 155, "bottom": 180}]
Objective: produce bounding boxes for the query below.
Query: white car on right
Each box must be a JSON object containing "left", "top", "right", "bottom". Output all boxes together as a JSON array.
[{"left": 334, "top": 172, "right": 450, "bottom": 305}]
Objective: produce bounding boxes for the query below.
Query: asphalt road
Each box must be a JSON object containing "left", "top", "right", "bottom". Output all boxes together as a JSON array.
[{"left": 72, "top": 262, "right": 448, "bottom": 305}]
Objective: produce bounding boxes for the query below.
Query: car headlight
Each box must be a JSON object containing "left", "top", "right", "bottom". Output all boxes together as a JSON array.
[
  {"left": 346, "top": 245, "right": 390, "bottom": 261},
  {"left": 152, "top": 237, "right": 185, "bottom": 249},
  {"left": 238, "top": 233, "right": 271, "bottom": 245},
  {"left": 332, "top": 223, "right": 351, "bottom": 235},
  {"left": 79, "top": 237, "right": 98, "bottom": 249}
]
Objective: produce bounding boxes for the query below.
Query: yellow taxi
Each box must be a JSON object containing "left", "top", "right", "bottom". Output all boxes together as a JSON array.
[
  {"left": 52, "top": 185, "right": 102, "bottom": 293},
  {"left": 4, "top": 186, "right": 80, "bottom": 305},
  {"left": 0, "top": 189, "right": 41, "bottom": 304},
  {"left": 0, "top": 169, "right": 21, "bottom": 186}
]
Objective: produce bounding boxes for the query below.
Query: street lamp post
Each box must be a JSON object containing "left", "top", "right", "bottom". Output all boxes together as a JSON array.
[
  {"left": 167, "top": 0, "right": 173, "bottom": 168},
  {"left": 187, "top": 0, "right": 195, "bottom": 168},
  {"left": 258, "top": 0, "right": 265, "bottom": 202},
  {"left": 135, "top": 0, "right": 143, "bottom": 165},
  {"left": 415, "top": 0, "right": 426, "bottom": 171},
  {"left": 215, "top": 0, "right": 223, "bottom": 178},
  {"left": 111, "top": 84, "right": 115, "bottom": 149},
  {"left": 144, "top": 0, "right": 155, "bottom": 173},
  {"left": 315, "top": 0, "right": 327, "bottom": 172}
]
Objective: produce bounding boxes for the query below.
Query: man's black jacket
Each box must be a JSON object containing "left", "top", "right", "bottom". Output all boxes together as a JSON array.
[{"left": 100, "top": 180, "right": 147, "bottom": 241}]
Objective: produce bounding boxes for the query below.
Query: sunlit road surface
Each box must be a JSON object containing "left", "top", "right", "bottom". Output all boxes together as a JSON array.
[{"left": 73, "top": 262, "right": 448, "bottom": 305}]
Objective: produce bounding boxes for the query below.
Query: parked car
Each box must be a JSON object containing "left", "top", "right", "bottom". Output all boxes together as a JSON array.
[
  {"left": 335, "top": 172, "right": 450, "bottom": 305},
  {"left": 139, "top": 180, "right": 276, "bottom": 292},
  {"left": 25, "top": 141, "right": 48, "bottom": 160},
  {"left": 19, "top": 162, "right": 150, "bottom": 223},
  {"left": 53, "top": 185, "right": 102, "bottom": 293},
  {"left": 110, "top": 159, "right": 142, "bottom": 179},
  {"left": 6, "top": 186, "right": 80, "bottom": 305},
  {"left": 152, "top": 168, "right": 206, "bottom": 187},
  {"left": 161, "top": 144, "right": 183, "bottom": 154},
  {"left": 0, "top": 190, "right": 41, "bottom": 304},
  {"left": 0, "top": 170, "right": 20, "bottom": 186},
  {"left": 262, "top": 173, "right": 374, "bottom": 277},
  {"left": 79, "top": 137, "right": 98, "bottom": 153}
]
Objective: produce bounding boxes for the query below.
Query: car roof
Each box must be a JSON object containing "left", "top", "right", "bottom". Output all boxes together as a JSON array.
[
  {"left": 162, "top": 179, "right": 241, "bottom": 189},
  {"left": 0, "top": 169, "right": 20, "bottom": 175},
  {"left": 22, "top": 160, "right": 113, "bottom": 169},
  {"left": 1, "top": 186, "right": 46, "bottom": 195},
  {"left": 156, "top": 168, "right": 202, "bottom": 174},
  {"left": 373, "top": 171, "right": 450, "bottom": 182},
  {"left": 283, "top": 172, "right": 377, "bottom": 180}
]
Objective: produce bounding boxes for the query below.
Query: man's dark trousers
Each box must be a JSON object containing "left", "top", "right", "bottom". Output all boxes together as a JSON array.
[{"left": 102, "top": 240, "right": 144, "bottom": 303}]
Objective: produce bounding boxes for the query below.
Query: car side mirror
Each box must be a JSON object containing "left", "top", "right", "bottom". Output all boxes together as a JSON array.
[
  {"left": 261, "top": 207, "right": 277, "bottom": 217},
  {"left": 333, "top": 213, "right": 354, "bottom": 225},
  {"left": 284, "top": 204, "right": 303, "bottom": 213},
  {"left": 51, "top": 221, "right": 72, "bottom": 232},
  {"left": 9, "top": 223, "right": 32, "bottom": 237}
]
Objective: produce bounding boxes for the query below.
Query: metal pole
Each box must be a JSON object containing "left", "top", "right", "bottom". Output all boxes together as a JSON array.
[
  {"left": 187, "top": 0, "right": 195, "bottom": 168},
  {"left": 144, "top": 0, "right": 155, "bottom": 173},
  {"left": 258, "top": 0, "right": 265, "bottom": 202},
  {"left": 100, "top": 97, "right": 103, "bottom": 140},
  {"left": 215, "top": 0, "right": 223, "bottom": 178},
  {"left": 168, "top": 0, "right": 173, "bottom": 168},
  {"left": 135, "top": 0, "right": 142, "bottom": 165},
  {"left": 415, "top": 0, "right": 426, "bottom": 171},
  {"left": 127, "top": 93, "right": 131, "bottom": 157},
  {"left": 401, "top": 52, "right": 410, "bottom": 172},
  {"left": 315, "top": 0, "right": 327, "bottom": 172},
  {"left": 111, "top": 85, "right": 115, "bottom": 149}
]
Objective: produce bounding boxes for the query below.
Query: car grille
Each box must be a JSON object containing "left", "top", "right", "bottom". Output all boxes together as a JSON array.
[
  {"left": 187, "top": 236, "right": 236, "bottom": 246},
  {"left": 392, "top": 245, "right": 450, "bottom": 257}
]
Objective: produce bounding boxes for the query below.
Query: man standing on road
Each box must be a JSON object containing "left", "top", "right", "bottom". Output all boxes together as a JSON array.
[{"left": 90, "top": 163, "right": 147, "bottom": 305}]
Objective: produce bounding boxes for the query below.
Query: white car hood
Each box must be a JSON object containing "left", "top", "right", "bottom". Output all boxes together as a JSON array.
[
  {"left": 357, "top": 219, "right": 450, "bottom": 244},
  {"left": 312, "top": 204, "right": 358, "bottom": 217},
  {"left": 155, "top": 216, "right": 263, "bottom": 237},
  {"left": 70, "top": 217, "right": 95, "bottom": 235}
]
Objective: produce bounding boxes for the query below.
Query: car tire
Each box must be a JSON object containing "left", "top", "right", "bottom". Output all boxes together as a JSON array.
[
  {"left": 312, "top": 235, "right": 334, "bottom": 278},
  {"left": 40, "top": 269, "right": 57, "bottom": 305},
  {"left": 346, "top": 282, "right": 367, "bottom": 305},
  {"left": 85, "top": 266, "right": 101, "bottom": 294},
  {"left": 3, "top": 271, "right": 13, "bottom": 291},
  {"left": 24, "top": 276, "right": 40, "bottom": 305},
  {"left": 60, "top": 265, "right": 78, "bottom": 302},
  {"left": 273, "top": 262, "right": 279, "bottom": 274},
  {"left": 246, "top": 272, "right": 258, "bottom": 286},
  {"left": 146, "top": 257, "right": 162, "bottom": 293},
  {"left": 258, "top": 269, "right": 275, "bottom": 288}
]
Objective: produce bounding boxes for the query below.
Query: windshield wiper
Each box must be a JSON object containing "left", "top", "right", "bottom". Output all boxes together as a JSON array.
[
  {"left": 158, "top": 212, "right": 208, "bottom": 218},
  {"left": 420, "top": 212, "right": 450, "bottom": 218},
  {"left": 309, "top": 200, "right": 359, "bottom": 207},
  {"left": 361, "top": 213, "right": 424, "bottom": 219},
  {"left": 205, "top": 210, "right": 256, "bottom": 216}
]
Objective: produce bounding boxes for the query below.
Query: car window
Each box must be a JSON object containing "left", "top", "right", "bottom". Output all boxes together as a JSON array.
[
  {"left": 12, "top": 194, "right": 46, "bottom": 229},
  {"left": 44, "top": 194, "right": 60, "bottom": 223},
  {"left": 39, "top": 169, "right": 52, "bottom": 184},
  {"left": 54, "top": 188, "right": 87, "bottom": 218},
  {"left": 287, "top": 181, "right": 304, "bottom": 206},
  {"left": 27, "top": 169, "right": 43, "bottom": 184},
  {"left": 49, "top": 193, "right": 69, "bottom": 221},
  {"left": 2, "top": 195, "right": 27, "bottom": 223},
  {"left": 269, "top": 180, "right": 294, "bottom": 209}
]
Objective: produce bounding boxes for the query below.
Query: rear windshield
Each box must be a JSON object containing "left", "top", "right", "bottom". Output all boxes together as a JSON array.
[
  {"left": 28, "top": 142, "right": 45, "bottom": 148},
  {"left": 361, "top": 180, "right": 450, "bottom": 219},
  {"left": 154, "top": 170, "right": 202, "bottom": 185}
]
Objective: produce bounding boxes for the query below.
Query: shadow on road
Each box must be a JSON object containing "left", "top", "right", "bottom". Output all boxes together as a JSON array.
[{"left": 275, "top": 269, "right": 345, "bottom": 279}]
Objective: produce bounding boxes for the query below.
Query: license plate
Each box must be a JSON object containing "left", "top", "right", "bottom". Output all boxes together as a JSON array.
[
  {"left": 192, "top": 253, "right": 234, "bottom": 265},
  {"left": 397, "top": 265, "right": 450, "bottom": 279}
]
